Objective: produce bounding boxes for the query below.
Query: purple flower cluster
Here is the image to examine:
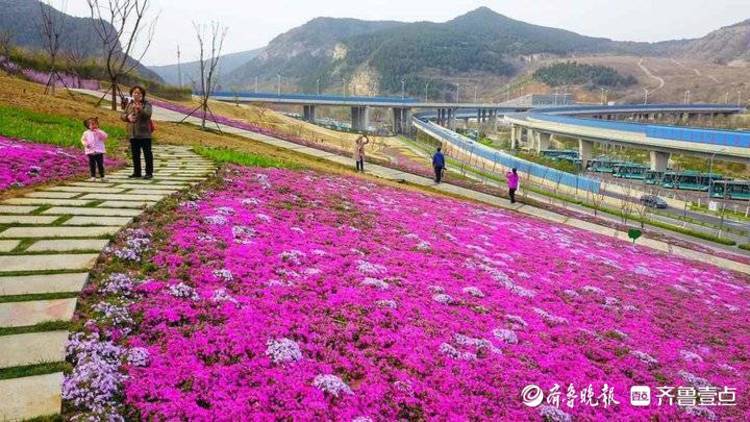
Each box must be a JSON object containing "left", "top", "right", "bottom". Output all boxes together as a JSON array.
[
  {"left": 75, "top": 166, "right": 750, "bottom": 420},
  {"left": 0, "top": 56, "right": 100, "bottom": 90},
  {"left": 0, "top": 136, "right": 120, "bottom": 192},
  {"left": 111, "top": 229, "right": 151, "bottom": 262}
]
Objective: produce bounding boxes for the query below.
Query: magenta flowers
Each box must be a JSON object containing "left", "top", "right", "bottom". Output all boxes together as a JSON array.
[
  {"left": 0, "top": 136, "right": 121, "bottom": 192},
  {"left": 111, "top": 166, "right": 749, "bottom": 420}
]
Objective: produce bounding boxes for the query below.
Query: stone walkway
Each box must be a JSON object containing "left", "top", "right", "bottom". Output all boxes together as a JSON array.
[{"left": 0, "top": 145, "right": 214, "bottom": 420}]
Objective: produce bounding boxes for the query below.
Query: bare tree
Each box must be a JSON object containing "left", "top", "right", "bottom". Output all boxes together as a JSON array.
[
  {"left": 619, "top": 185, "right": 635, "bottom": 225},
  {"left": 191, "top": 21, "right": 227, "bottom": 130},
  {"left": 87, "top": 0, "right": 158, "bottom": 110},
  {"left": 0, "top": 30, "right": 12, "bottom": 60},
  {"left": 591, "top": 182, "right": 606, "bottom": 217},
  {"left": 38, "top": 0, "right": 66, "bottom": 95}
]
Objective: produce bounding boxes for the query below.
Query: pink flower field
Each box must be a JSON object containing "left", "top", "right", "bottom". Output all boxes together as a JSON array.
[
  {"left": 0, "top": 136, "right": 121, "bottom": 192},
  {"left": 73, "top": 166, "right": 750, "bottom": 421}
]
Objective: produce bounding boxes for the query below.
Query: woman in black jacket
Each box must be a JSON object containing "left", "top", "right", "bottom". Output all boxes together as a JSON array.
[{"left": 121, "top": 85, "right": 154, "bottom": 179}]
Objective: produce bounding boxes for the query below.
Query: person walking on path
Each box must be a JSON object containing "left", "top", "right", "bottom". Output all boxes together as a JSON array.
[
  {"left": 432, "top": 147, "right": 446, "bottom": 183},
  {"left": 506, "top": 167, "right": 519, "bottom": 204},
  {"left": 121, "top": 85, "right": 154, "bottom": 179},
  {"left": 81, "top": 117, "right": 108, "bottom": 181},
  {"left": 353, "top": 135, "right": 370, "bottom": 172}
]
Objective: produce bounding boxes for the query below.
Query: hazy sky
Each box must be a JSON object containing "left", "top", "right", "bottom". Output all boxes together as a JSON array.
[{"left": 64, "top": 0, "right": 749, "bottom": 66}]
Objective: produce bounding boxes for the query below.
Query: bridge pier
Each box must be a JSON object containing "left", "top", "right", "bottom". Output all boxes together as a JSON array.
[
  {"left": 351, "top": 106, "right": 370, "bottom": 132},
  {"left": 510, "top": 126, "right": 518, "bottom": 149},
  {"left": 579, "top": 139, "right": 594, "bottom": 170},
  {"left": 392, "top": 107, "right": 412, "bottom": 135},
  {"left": 303, "top": 105, "right": 316, "bottom": 122},
  {"left": 535, "top": 132, "right": 551, "bottom": 153},
  {"left": 650, "top": 151, "right": 670, "bottom": 172}
]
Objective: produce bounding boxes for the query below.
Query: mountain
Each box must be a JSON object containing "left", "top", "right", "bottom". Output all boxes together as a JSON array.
[
  {"left": 0, "top": 0, "right": 162, "bottom": 82},
  {"left": 671, "top": 19, "right": 750, "bottom": 66},
  {"left": 223, "top": 7, "right": 661, "bottom": 96},
  {"left": 148, "top": 48, "right": 264, "bottom": 86}
]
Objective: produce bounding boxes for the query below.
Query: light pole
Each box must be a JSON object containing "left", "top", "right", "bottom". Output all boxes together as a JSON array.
[
  {"left": 424, "top": 81, "right": 430, "bottom": 102},
  {"left": 684, "top": 90, "right": 691, "bottom": 104},
  {"left": 643, "top": 88, "right": 649, "bottom": 104},
  {"left": 738, "top": 90, "right": 743, "bottom": 106},
  {"left": 600, "top": 88, "right": 607, "bottom": 105},
  {"left": 724, "top": 92, "right": 729, "bottom": 104},
  {"left": 474, "top": 85, "right": 478, "bottom": 103},
  {"left": 316, "top": 78, "right": 320, "bottom": 96},
  {"left": 707, "top": 147, "right": 727, "bottom": 201},
  {"left": 553, "top": 88, "right": 559, "bottom": 106},
  {"left": 455, "top": 83, "right": 460, "bottom": 103},
  {"left": 276, "top": 74, "right": 281, "bottom": 96},
  {"left": 401, "top": 78, "right": 405, "bottom": 99},
  {"left": 254, "top": 76, "right": 258, "bottom": 93}
]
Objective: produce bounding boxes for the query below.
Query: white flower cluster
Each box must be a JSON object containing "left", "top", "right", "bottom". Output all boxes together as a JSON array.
[
  {"left": 432, "top": 294, "right": 455, "bottom": 305},
  {"left": 313, "top": 374, "right": 353, "bottom": 397},
  {"left": 361, "top": 277, "right": 389, "bottom": 290},
  {"left": 533, "top": 307, "right": 568, "bottom": 326},
  {"left": 168, "top": 283, "right": 200, "bottom": 301},
  {"left": 357, "top": 260, "right": 387, "bottom": 275},
  {"left": 492, "top": 328, "right": 518, "bottom": 345},
  {"left": 266, "top": 338, "right": 303, "bottom": 364},
  {"left": 213, "top": 269, "right": 234, "bottom": 282},
  {"left": 462, "top": 286, "right": 485, "bottom": 298}
]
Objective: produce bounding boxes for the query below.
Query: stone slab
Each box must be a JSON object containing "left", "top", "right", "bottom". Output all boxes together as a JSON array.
[
  {"left": 0, "top": 240, "right": 20, "bottom": 253},
  {"left": 67, "top": 182, "right": 115, "bottom": 188},
  {"left": 25, "top": 192, "right": 81, "bottom": 199},
  {"left": 127, "top": 189, "right": 177, "bottom": 195},
  {"left": 1, "top": 198, "right": 93, "bottom": 207},
  {"left": 25, "top": 239, "right": 110, "bottom": 253},
  {"left": 0, "top": 331, "right": 68, "bottom": 369},
  {"left": 0, "top": 254, "right": 98, "bottom": 272},
  {"left": 98, "top": 201, "right": 156, "bottom": 209},
  {"left": 0, "top": 206, "right": 39, "bottom": 214},
  {"left": 0, "top": 372, "right": 63, "bottom": 420},
  {"left": 42, "top": 207, "right": 140, "bottom": 217},
  {"left": 0, "top": 298, "right": 77, "bottom": 327},
  {"left": 0, "top": 227, "right": 117, "bottom": 239},
  {"left": 0, "top": 273, "right": 88, "bottom": 296},
  {"left": 0, "top": 216, "right": 59, "bottom": 225},
  {"left": 116, "top": 184, "right": 186, "bottom": 190},
  {"left": 64, "top": 216, "right": 132, "bottom": 226},
  {"left": 79, "top": 193, "right": 166, "bottom": 201},
  {"left": 45, "top": 186, "right": 126, "bottom": 194}
]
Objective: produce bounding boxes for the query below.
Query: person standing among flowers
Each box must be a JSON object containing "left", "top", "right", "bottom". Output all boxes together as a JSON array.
[
  {"left": 432, "top": 146, "right": 445, "bottom": 183},
  {"left": 506, "top": 167, "right": 519, "bottom": 204},
  {"left": 353, "top": 135, "right": 370, "bottom": 172},
  {"left": 81, "top": 117, "right": 108, "bottom": 181},
  {"left": 121, "top": 85, "right": 154, "bottom": 179}
]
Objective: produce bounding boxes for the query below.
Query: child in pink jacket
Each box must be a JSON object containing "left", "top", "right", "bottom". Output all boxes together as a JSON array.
[{"left": 81, "top": 117, "right": 108, "bottom": 181}]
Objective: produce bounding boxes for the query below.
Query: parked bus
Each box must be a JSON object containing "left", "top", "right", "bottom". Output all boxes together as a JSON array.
[
  {"left": 661, "top": 171, "right": 725, "bottom": 191},
  {"left": 613, "top": 163, "right": 650, "bottom": 180},
  {"left": 644, "top": 170, "right": 665, "bottom": 185},
  {"left": 541, "top": 149, "right": 579, "bottom": 161},
  {"left": 710, "top": 180, "right": 750, "bottom": 201},
  {"left": 586, "top": 158, "right": 624, "bottom": 173}
]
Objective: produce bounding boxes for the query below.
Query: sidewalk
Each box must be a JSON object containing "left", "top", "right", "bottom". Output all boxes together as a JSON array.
[{"left": 0, "top": 146, "right": 215, "bottom": 420}]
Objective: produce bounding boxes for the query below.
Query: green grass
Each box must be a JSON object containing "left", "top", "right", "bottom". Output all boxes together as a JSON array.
[
  {"left": 0, "top": 292, "right": 79, "bottom": 304},
  {"left": 0, "top": 362, "right": 70, "bottom": 380},
  {"left": 739, "top": 243, "right": 750, "bottom": 251},
  {"left": 195, "top": 146, "right": 302, "bottom": 169},
  {"left": 0, "top": 104, "right": 126, "bottom": 149},
  {"left": 0, "top": 320, "right": 71, "bottom": 337}
]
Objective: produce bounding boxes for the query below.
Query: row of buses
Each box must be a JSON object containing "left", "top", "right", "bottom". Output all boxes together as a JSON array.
[{"left": 540, "top": 151, "right": 750, "bottom": 200}]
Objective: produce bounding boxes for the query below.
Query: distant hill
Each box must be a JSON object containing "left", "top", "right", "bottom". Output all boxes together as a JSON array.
[
  {"left": 0, "top": 0, "right": 162, "bottom": 82},
  {"left": 222, "top": 7, "right": 661, "bottom": 96},
  {"left": 148, "top": 48, "right": 264, "bottom": 86},
  {"left": 671, "top": 19, "right": 750, "bottom": 66}
]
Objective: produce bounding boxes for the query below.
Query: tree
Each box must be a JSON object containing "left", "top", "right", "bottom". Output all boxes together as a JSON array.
[
  {"left": 87, "top": 0, "right": 157, "bottom": 110},
  {"left": 0, "top": 30, "right": 12, "bottom": 60},
  {"left": 193, "top": 21, "right": 227, "bottom": 130},
  {"left": 37, "top": 0, "right": 66, "bottom": 95},
  {"left": 591, "top": 182, "right": 606, "bottom": 217}
]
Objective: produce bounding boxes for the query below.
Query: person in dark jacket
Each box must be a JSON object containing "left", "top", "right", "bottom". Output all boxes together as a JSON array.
[
  {"left": 432, "top": 147, "right": 446, "bottom": 183},
  {"left": 121, "top": 86, "right": 154, "bottom": 179}
]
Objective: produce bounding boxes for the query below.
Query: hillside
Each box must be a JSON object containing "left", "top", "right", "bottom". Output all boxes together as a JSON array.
[
  {"left": 225, "top": 8, "right": 660, "bottom": 96},
  {"left": 204, "top": 7, "right": 748, "bottom": 102},
  {"left": 0, "top": 0, "right": 162, "bottom": 82},
  {"left": 149, "top": 48, "right": 264, "bottom": 86}
]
